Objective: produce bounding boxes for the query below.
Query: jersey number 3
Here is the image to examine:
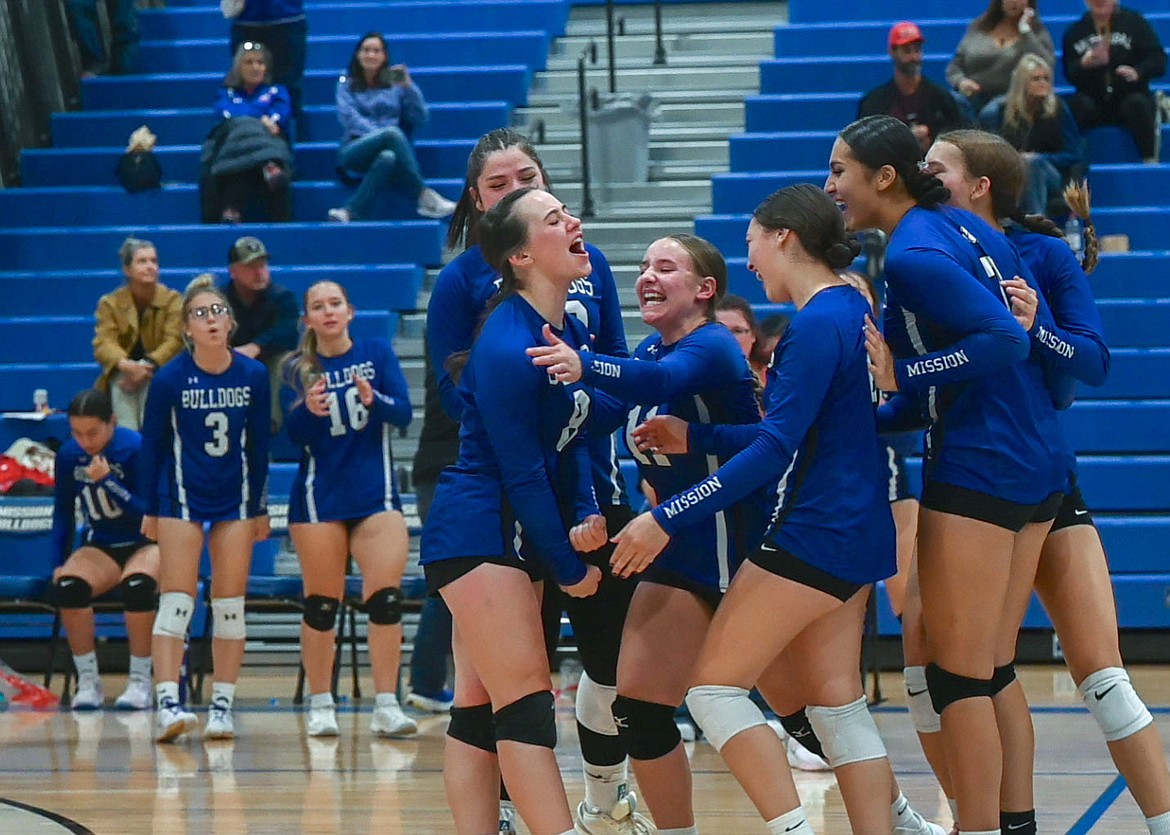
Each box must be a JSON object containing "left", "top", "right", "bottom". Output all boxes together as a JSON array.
[{"left": 204, "top": 411, "right": 230, "bottom": 457}]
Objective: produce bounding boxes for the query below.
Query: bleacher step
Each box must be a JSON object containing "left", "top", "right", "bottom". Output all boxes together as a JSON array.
[{"left": 535, "top": 65, "right": 758, "bottom": 94}]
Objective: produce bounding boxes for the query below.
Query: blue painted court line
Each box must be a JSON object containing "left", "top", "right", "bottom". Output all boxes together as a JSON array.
[{"left": 1066, "top": 774, "right": 1127, "bottom": 835}]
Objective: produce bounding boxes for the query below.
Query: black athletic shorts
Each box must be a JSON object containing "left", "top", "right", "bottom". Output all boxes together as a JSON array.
[
  {"left": 90, "top": 539, "right": 154, "bottom": 568},
  {"left": 1049, "top": 488, "right": 1095, "bottom": 533},
  {"left": 749, "top": 543, "right": 864, "bottom": 602},
  {"left": 424, "top": 555, "right": 530, "bottom": 597},
  {"left": 640, "top": 567, "right": 723, "bottom": 612},
  {"left": 921, "top": 481, "right": 1064, "bottom": 533}
]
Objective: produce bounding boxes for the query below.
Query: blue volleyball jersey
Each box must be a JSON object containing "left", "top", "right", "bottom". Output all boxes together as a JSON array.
[
  {"left": 879, "top": 206, "right": 1068, "bottom": 504},
  {"left": 655, "top": 286, "right": 896, "bottom": 585},
  {"left": 283, "top": 338, "right": 412, "bottom": 523},
  {"left": 582, "top": 322, "right": 761, "bottom": 591},
  {"left": 139, "top": 351, "right": 271, "bottom": 521},
  {"left": 427, "top": 243, "right": 630, "bottom": 509},
  {"left": 421, "top": 295, "right": 597, "bottom": 587},
  {"left": 52, "top": 427, "right": 150, "bottom": 563}
]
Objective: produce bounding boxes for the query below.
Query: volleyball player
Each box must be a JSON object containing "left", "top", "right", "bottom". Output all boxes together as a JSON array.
[
  {"left": 420, "top": 187, "right": 603, "bottom": 835},
  {"left": 139, "top": 274, "right": 270, "bottom": 743},
  {"left": 283, "top": 280, "right": 416, "bottom": 739},
  {"left": 52, "top": 388, "right": 159, "bottom": 711},
  {"left": 919, "top": 129, "right": 1170, "bottom": 835},
  {"left": 531, "top": 233, "right": 760, "bottom": 833},
  {"left": 612, "top": 184, "right": 898, "bottom": 834},
  {"left": 431, "top": 128, "right": 647, "bottom": 833},
  {"left": 828, "top": 115, "right": 1068, "bottom": 835}
]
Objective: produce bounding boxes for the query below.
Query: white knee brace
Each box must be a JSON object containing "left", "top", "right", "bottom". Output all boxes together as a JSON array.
[
  {"left": 685, "top": 685, "right": 768, "bottom": 752},
  {"left": 576, "top": 671, "right": 618, "bottom": 736},
  {"left": 905, "top": 665, "right": 942, "bottom": 734},
  {"left": 807, "top": 696, "right": 888, "bottom": 767},
  {"left": 152, "top": 592, "right": 195, "bottom": 639},
  {"left": 1079, "top": 667, "right": 1153, "bottom": 742},
  {"left": 211, "top": 596, "right": 247, "bottom": 641}
]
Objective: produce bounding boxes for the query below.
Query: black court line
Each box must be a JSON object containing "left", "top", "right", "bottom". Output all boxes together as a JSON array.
[{"left": 0, "top": 797, "right": 95, "bottom": 834}]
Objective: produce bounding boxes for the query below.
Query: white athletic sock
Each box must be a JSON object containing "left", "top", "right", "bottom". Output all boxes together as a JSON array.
[
  {"left": 892, "top": 792, "right": 915, "bottom": 827},
  {"left": 128, "top": 654, "right": 152, "bottom": 681},
  {"left": 375, "top": 692, "right": 400, "bottom": 709},
  {"left": 765, "top": 806, "right": 813, "bottom": 835},
  {"left": 1147, "top": 810, "right": 1170, "bottom": 835},
  {"left": 583, "top": 758, "right": 627, "bottom": 813},
  {"left": 958, "top": 830, "right": 1000, "bottom": 835},
  {"left": 73, "top": 651, "right": 99, "bottom": 680},
  {"left": 156, "top": 681, "right": 179, "bottom": 707},
  {"left": 948, "top": 798, "right": 960, "bottom": 824},
  {"left": 211, "top": 682, "right": 236, "bottom": 707},
  {"left": 660, "top": 827, "right": 699, "bottom": 835},
  {"left": 310, "top": 692, "right": 334, "bottom": 709}
]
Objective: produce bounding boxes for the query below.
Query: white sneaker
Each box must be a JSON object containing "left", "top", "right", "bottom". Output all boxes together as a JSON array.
[
  {"left": 370, "top": 697, "right": 418, "bottom": 738},
  {"left": 575, "top": 792, "right": 656, "bottom": 834},
  {"left": 327, "top": 207, "right": 351, "bottom": 223},
  {"left": 403, "top": 688, "right": 453, "bottom": 714},
  {"left": 155, "top": 698, "right": 197, "bottom": 743},
  {"left": 71, "top": 675, "right": 104, "bottom": 711},
  {"left": 114, "top": 676, "right": 153, "bottom": 711},
  {"left": 785, "top": 733, "right": 832, "bottom": 772},
  {"left": 307, "top": 704, "right": 340, "bottom": 737},
  {"left": 893, "top": 806, "right": 949, "bottom": 835},
  {"left": 204, "top": 696, "right": 235, "bottom": 740},
  {"left": 416, "top": 187, "right": 456, "bottom": 219},
  {"left": 499, "top": 800, "right": 518, "bottom": 834}
]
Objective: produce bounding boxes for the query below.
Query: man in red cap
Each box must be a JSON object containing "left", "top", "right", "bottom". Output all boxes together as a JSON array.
[{"left": 858, "top": 21, "right": 965, "bottom": 151}]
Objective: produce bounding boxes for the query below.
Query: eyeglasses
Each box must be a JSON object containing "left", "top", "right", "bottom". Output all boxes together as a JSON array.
[{"left": 190, "top": 303, "right": 230, "bottom": 319}]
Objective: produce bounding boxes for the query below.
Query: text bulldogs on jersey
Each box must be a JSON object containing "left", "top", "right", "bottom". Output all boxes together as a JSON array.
[
  {"left": 321, "top": 360, "right": 376, "bottom": 390},
  {"left": 181, "top": 386, "right": 253, "bottom": 409}
]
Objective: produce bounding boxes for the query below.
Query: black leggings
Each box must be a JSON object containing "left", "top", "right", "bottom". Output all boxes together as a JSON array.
[{"left": 217, "top": 163, "right": 291, "bottom": 222}]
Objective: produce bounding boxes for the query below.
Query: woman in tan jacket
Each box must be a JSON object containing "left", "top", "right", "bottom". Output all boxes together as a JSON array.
[{"left": 92, "top": 237, "right": 183, "bottom": 430}]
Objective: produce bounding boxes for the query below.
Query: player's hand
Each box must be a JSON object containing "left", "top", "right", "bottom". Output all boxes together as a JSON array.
[
  {"left": 141, "top": 516, "right": 158, "bottom": 540},
  {"left": 253, "top": 515, "right": 270, "bottom": 542},
  {"left": 85, "top": 455, "right": 111, "bottom": 482},
  {"left": 1002, "top": 277, "right": 1038, "bottom": 332},
  {"left": 569, "top": 513, "right": 608, "bottom": 552},
  {"left": 305, "top": 377, "right": 330, "bottom": 417},
  {"left": 609, "top": 512, "right": 669, "bottom": 579},
  {"left": 1116, "top": 64, "right": 1139, "bottom": 83},
  {"left": 527, "top": 324, "right": 583, "bottom": 384},
  {"left": 354, "top": 375, "right": 375, "bottom": 407},
  {"left": 561, "top": 564, "right": 602, "bottom": 598},
  {"left": 631, "top": 414, "right": 689, "bottom": 455},
  {"left": 865, "top": 315, "right": 898, "bottom": 392}
]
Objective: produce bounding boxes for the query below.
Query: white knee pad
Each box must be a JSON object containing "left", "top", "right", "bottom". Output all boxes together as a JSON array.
[
  {"left": 211, "top": 596, "right": 247, "bottom": 641},
  {"left": 576, "top": 671, "right": 618, "bottom": 736},
  {"left": 1078, "top": 667, "right": 1153, "bottom": 742},
  {"left": 807, "top": 696, "right": 888, "bottom": 767},
  {"left": 685, "top": 685, "right": 768, "bottom": 752},
  {"left": 905, "top": 665, "right": 942, "bottom": 734},
  {"left": 152, "top": 592, "right": 195, "bottom": 639}
]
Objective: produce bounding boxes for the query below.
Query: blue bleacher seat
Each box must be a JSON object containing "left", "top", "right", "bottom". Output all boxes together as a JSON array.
[
  {"left": 0, "top": 364, "right": 100, "bottom": 412},
  {"left": 786, "top": 0, "right": 1097, "bottom": 24},
  {"left": 1058, "top": 401, "right": 1170, "bottom": 454}
]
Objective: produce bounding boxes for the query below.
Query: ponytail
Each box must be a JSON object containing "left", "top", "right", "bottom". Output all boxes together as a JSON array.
[{"left": 1063, "top": 179, "right": 1099, "bottom": 275}]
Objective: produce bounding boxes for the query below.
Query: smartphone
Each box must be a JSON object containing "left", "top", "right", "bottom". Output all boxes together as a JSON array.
[{"left": 389, "top": 66, "right": 407, "bottom": 84}]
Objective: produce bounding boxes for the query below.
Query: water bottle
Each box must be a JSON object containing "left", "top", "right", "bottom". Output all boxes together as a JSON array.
[
  {"left": 33, "top": 389, "right": 49, "bottom": 414},
  {"left": 1064, "top": 215, "right": 1084, "bottom": 260}
]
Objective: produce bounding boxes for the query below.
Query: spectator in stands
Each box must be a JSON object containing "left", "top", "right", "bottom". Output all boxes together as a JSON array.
[
  {"left": 93, "top": 237, "right": 184, "bottom": 431},
  {"left": 715, "top": 294, "right": 771, "bottom": 394},
  {"left": 65, "top": 0, "right": 139, "bottom": 77},
  {"left": 947, "top": 0, "right": 1055, "bottom": 122},
  {"left": 221, "top": 0, "right": 308, "bottom": 133},
  {"left": 1062, "top": 0, "right": 1167, "bottom": 164},
  {"left": 202, "top": 41, "right": 293, "bottom": 224},
  {"left": 225, "top": 236, "right": 298, "bottom": 432},
  {"left": 327, "top": 33, "right": 456, "bottom": 223},
  {"left": 981, "top": 54, "right": 1087, "bottom": 216},
  {"left": 859, "top": 21, "right": 966, "bottom": 153}
]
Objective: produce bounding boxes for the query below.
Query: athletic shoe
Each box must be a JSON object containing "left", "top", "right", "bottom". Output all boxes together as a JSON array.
[
  {"left": 71, "top": 675, "right": 104, "bottom": 711},
  {"left": 499, "top": 800, "right": 517, "bottom": 834},
  {"left": 893, "top": 813, "right": 948, "bottom": 835},
  {"left": 204, "top": 696, "right": 235, "bottom": 740},
  {"left": 114, "top": 676, "right": 153, "bottom": 711},
  {"left": 307, "top": 704, "right": 340, "bottom": 737},
  {"left": 404, "top": 688, "right": 454, "bottom": 714},
  {"left": 416, "top": 188, "right": 457, "bottom": 219},
  {"left": 155, "top": 698, "right": 197, "bottom": 743},
  {"left": 575, "top": 792, "right": 655, "bottom": 834},
  {"left": 327, "top": 207, "right": 351, "bottom": 223},
  {"left": 370, "top": 697, "right": 418, "bottom": 738},
  {"left": 785, "top": 734, "right": 832, "bottom": 772}
]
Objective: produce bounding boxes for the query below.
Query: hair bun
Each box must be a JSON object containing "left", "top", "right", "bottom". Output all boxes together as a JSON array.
[
  {"left": 825, "top": 239, "right": 861, "bottom": 270},
  {"left": 185, "top": 272, "right": 218, "bottom": 294}
]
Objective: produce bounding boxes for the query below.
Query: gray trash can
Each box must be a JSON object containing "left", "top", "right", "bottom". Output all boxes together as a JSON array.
[{"left": 587, "top": 93, "right": 659, "bottom": 185}]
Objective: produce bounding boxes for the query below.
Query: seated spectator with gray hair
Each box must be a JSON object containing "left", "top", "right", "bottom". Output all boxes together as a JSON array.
[{"left": 92, "top": 237, "right": 184, "bottom": 431}]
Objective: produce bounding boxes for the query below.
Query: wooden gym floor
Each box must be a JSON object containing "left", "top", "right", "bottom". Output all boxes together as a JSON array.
[{"left": 1, "top": 665, "right": 1167, "bottom": 833}]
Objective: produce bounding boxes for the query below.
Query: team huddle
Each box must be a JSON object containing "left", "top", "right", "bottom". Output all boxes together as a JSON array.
[{"left": 51, "top": 119, "right": 1170, "bottom": 835}]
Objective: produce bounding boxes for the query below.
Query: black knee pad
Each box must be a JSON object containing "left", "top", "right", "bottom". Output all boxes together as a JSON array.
[
  {"left": 121, "top": 573, "right": 158, "bottom": 612},
  {"left": 926, "top": 662, "right": 994, "bottom": 714},
  {"left": 780, "top": 708, "right": 826, "bottom": 759},
  {"left": 991, "top": 663, "right": 1017, "bottom": 696},
  {"left": 447, "top": 703, "right": 496, "bottom": 753},
  {"left": 303, "top": 595, "right": 340, "bottom": 632},
  {"left": 364, "top": 587, "right": 402, "bottom": 625},
  {"left": 612, "top": 695, "right": 681, "bottom": 761},
  {"left": 55, "top": 576, "right": 92, "bottom": 609},
  {"left": 494, "top": 690, "right": 556, "bottom": 748}
]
